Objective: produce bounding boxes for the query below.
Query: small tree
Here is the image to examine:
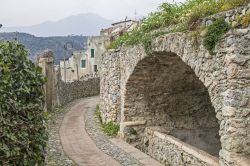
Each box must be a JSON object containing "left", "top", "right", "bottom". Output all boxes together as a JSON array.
[{"left": 0, "top": 41, "right": 48, "bottom": 165}]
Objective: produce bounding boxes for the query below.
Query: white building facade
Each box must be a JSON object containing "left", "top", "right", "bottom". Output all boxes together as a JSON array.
[{"left": 59, "top": 19, "right": 138, "bottom": 82}]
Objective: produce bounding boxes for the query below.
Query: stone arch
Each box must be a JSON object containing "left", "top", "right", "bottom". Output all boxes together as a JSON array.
[
  {"left": 122, "top": 51, "right": 221, "bottom": 162},
  {"left": 118, "top": 32, "right": 250, "bottom": 165}
]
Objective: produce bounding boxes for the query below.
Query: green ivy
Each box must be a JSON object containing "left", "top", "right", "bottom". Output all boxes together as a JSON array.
[
  {"left": 203, "top": 18, "right": 230, "bottom": 53},
  {"left": 0, "top": 41, "right": 47, "bottom": 165}
]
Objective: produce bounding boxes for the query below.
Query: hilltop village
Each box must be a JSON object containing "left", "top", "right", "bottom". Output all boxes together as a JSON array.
[
  {"left": 38, "top": 3, "right": 250, "bottom": 165},
  {"left": 1, "top": 1, "right": 250, "bottom": 166},
  {"left": 57, "top": 20, "right": 138, "bottom": 82}
]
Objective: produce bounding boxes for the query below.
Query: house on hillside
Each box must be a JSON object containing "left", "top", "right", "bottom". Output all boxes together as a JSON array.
[
  {"left": 101, "top": 19, "right": 139, "bottom": 41},
  {"left": 60, "top": 50, "right": 88, "bottom": 82},
  {"left": 59, "top": 36, "right": 109, "bottom": 82},
  {"left": 59, "top": 19, "right": 138, "bottom": 82},
  {"left": 85, "top": 36, "right": 110, "bottom": 75}
]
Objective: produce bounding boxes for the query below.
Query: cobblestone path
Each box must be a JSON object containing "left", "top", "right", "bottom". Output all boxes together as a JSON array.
[
  {"left": 59, "top": 96, "right": 120, "bottom": 166},
  {"left": 47, "top": 96, "right": 161, "bottom": 166},
  {"left": 46, "top": 101, "right": 78, "bottom": 166}
]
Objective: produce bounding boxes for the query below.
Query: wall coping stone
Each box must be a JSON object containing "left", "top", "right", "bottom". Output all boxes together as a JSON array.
[
  {"left": 152, "top": 130, "right": 219, "bottom": 166},
  {"left": 120, "top": 121, "right": 147, "bottom": 131}
]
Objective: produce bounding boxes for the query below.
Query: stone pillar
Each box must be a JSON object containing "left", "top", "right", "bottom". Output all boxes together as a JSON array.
[
  {"left": 100, "top": 50, "right": 121, "bottom": 123},
  {"left": 37, "top": 50, "right": 54, "bottom": 112},
  {"left": 52, "top": 65, "right": 61, "bottom": 108},
  {"left": 219, "top": 43, "right": 250, "bottom": 166}
]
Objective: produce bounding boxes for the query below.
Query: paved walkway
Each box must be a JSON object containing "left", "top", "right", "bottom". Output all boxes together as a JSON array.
[
  {"left": 59, "top": 96, "right": 120, "bottom": 166},
  {"left": 84, "top": 98, "right": 162, "bottom": 166}
]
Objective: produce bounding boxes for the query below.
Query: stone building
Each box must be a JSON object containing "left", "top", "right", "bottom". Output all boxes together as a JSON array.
[
  {"left": 101, "top": 19, "right": 139, "bottom": 41},
  {"left": 85, "top": 20, "right": 138, "bottom": 76},
  {"left": 60, "top": 50, "right": 89, "bottom": 82},
  {"left": 59, "top": 37, "right": 109, "bottom": 82},
  {"left": 100, "top": 5, "right": 250, "bottom": 166},
  {"left": 59, "top": 19, "right": 138, "bottom": 82},
  {"left": 85, "top": 36, "right": 110, "bottom": 74}
]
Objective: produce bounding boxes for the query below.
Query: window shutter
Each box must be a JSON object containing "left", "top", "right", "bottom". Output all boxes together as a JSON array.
[
  {"left": 91, "top": 49, "right": 95, "bottom": 58},
  {"left": 81, "top": 60, "right": 86, "bottom": 68}
]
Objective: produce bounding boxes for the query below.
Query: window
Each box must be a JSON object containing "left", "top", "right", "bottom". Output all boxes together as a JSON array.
[
  {"left": 94, "top": 65, "right": 98, "bottom": 72},
  {"left": 91, "top": 49, "right": 95, "bottom": 58},
  {"left": 81, "top": 60, "right": 86, "bottom": 68}
]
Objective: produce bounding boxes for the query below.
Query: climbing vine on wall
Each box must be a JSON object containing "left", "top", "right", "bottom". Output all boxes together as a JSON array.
[{"left": 0, "top": 41, "right": 48, "bottom": 165}]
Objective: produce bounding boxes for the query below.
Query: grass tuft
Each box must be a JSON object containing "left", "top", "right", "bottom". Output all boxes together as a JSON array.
[
  {"left": 108, "top": 0, "right": 249, "bottom": 53},
  {"left": 95, "top": 104, "right": 119, "bottom": 137},
  {"left": 102, "top": 122, "right": 120, "bottom": 137}
]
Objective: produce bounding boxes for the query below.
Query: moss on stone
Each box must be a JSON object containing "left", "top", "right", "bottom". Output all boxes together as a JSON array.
[
  {"left": 241, "top": 12, "right": 250, "bottom": 27},
  {"left": 203, "top": 18, "right": 230, "bottom": 53}
]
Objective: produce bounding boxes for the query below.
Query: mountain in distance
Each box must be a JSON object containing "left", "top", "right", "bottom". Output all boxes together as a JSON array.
[
  {"left": 2, "top": 13, "right": 112, "bottom": 37},
  {"left": 0, "top": 32, "right": 88, "bottom": 64}
]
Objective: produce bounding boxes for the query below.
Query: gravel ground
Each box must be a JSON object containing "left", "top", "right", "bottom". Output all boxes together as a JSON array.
[
  {"left": 84, "top": 104, "right": 142, "bottom": 166},
  {"left": 45, "top": 101, "right": 79, "bottom": 166}
]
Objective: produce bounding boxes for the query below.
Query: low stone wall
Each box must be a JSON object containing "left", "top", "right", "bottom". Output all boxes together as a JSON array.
[
  {"left": 37, "top": 51, "right": 101, "bottom": 110},
  {"left": 59, "top": 78, "right": 100, "bottom": 106},
  {"left": 144, "top": 128, "right": 219, "bottom": 166}
]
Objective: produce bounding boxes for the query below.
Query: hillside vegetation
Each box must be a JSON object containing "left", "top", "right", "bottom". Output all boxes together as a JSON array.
[
  {"left": 109, "top": 0, "right": 250, "bottom": 53},
  {"left": 0, "top": 33, "right": 87, "bottom": 64}
]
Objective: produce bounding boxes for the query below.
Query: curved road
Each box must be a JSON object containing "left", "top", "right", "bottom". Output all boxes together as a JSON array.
[{"left": 59, "top": 96, "right": 120, "bottom": 166}]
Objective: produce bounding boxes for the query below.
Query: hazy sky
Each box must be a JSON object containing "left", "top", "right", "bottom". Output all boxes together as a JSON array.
[{"left": 0, "top": 0, "right": 184, "bottom": 27}]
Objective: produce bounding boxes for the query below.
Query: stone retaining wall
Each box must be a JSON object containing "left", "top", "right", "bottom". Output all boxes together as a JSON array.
[
  {"left": 202, "top": 4, "right": 250, "bottom": 27},
  {"left": 37, "top": 51, "right": 100, "bottom": 109},
  {"left": 59, "top": 78, "right": 100, "bottom": 106},
  {"left": 144, "top": 128, "right": 219, "bottom": 166},
  {"left": 100, "top": 5, "right": 250, "bottom": 166}
]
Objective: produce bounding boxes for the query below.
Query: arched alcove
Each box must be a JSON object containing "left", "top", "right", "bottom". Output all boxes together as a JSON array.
[
  {"left": 122, "top": 52, "right": 221, "bottom": 160},
  {"left": 101, "top": 31, "right": 250, "bottom": 165}
]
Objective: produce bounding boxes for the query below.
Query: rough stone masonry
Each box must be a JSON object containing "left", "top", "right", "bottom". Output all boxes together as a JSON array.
[
  {"left": 37, "top": 50, "right": 100, "bottom": 109},
  {"left": 100, "top": 5, "right": 250, "bottom": 166}
]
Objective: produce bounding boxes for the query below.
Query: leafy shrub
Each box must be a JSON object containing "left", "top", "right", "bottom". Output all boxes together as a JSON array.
[
  {"left": 109, "top": 0, "right": 248, "bottom": 52},
  {"left": 102, "top": 122, "right": 120, "bottom": 137},
  {"left": 0, "top": 41, "right": 47, "bottom": 165},
  {"left": 203, "top": 18, "right": 230, "bottom": 53}
]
